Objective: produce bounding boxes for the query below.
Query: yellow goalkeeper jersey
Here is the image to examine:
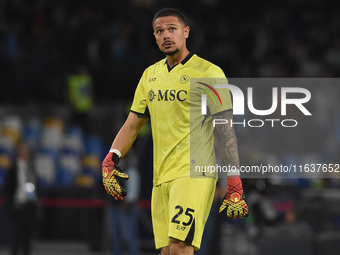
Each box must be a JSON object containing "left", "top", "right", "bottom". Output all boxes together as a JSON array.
[{"left": 131, "top": 53, "right": 232, "bottom": 186}]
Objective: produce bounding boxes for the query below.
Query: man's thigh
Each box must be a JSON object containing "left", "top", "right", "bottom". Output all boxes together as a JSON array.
[{"left": 152, "top": 176, "right": 217, "bottom": 251}]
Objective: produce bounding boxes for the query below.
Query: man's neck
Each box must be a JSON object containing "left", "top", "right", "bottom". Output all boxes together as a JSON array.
[{"left": 166, "top": 49, "right": 190, "bottom": 68}]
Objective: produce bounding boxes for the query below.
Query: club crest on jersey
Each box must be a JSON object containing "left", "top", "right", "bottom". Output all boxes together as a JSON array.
[{"left": 180, "top": 75, "right": 190, "bottom": 84}]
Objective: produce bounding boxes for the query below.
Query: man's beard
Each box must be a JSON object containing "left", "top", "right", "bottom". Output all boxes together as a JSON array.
[{"left": 162, "top": 48, "right": 179, "bottom": 56}]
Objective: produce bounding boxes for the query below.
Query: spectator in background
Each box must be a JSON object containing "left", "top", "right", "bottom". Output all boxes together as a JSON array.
[
  {"left": 247, "top": 179, "right": 282, "bottom": 239},
  {"left": 67, "top": 65, "right": 94, "bottom": 134},
  {"left": 4, "top": 143, "right": 39, "bottom": 255},
  {"left": 107, "top": 150, "right": 141, "bottom": 255}
]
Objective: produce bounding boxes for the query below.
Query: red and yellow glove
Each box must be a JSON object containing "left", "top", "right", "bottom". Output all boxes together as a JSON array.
[
  {"left": 219, "top": 176, "right": 249, "bottom": 218},
  {"left": 102, "top": 152, "right": 129, "bottom": 200}
]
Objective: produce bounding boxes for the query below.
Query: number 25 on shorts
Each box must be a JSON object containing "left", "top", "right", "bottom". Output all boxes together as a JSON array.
[{"left": 171, "top": 205, "right": 195, "bottom": 230}]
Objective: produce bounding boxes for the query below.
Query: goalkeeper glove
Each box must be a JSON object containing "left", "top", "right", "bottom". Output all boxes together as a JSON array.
[
  {"left": 102, "top": 152, "right": 129, "bottom": 200},
  {"left": 219, "top": 175, "right": 249, "bottom": 218}
]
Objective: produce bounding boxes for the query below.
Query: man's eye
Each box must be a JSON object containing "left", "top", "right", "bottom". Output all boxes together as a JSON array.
[
  {"left": 170, "top": 27, "right": 176, "bottom": 31},
  {"left": 157, "top": 30, "right": 163, "bottom": 34}
]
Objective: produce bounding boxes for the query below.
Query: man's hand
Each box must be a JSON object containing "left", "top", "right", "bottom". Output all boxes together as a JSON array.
[
  {"left": 102, "top": 152, "right": 129, "bottom": 200},
  {"left": 219, "top": 176, "right": 249, "bottom": 218}
]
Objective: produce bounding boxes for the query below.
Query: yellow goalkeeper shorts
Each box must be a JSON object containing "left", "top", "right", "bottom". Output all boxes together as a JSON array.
[{"left": 151, "top": 176, "right": 217, "bottom": 250}]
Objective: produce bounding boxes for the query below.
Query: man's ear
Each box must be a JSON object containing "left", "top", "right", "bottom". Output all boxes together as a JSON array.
[{"left": 184, "top": 26, "right": 190, "bottom": 39}]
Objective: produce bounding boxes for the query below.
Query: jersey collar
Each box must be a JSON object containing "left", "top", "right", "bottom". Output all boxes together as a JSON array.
[{"left": 164, "top": 52, "right": 194, "bottom": 72}]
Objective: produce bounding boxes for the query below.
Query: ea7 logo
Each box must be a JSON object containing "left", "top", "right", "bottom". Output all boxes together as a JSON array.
[
  {"left": 176, "top": 225, "right": 186, "bottom": 231},
  {"left": 201, "top": 85, "right": 312, "bottom": 116}
]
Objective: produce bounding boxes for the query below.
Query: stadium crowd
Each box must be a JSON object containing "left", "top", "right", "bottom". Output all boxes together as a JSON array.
[{"left": 1, "top": 0, "right": 340, "bottom": 104}]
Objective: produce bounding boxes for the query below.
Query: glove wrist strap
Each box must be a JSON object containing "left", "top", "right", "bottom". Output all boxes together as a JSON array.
[
  {"left": 228, "top": 168, "right": 240, "bottom": 176},
  {"left": 109, "top": 149, "right": 122, "bottom": 158},
  {"left": 109, "top": 149, "right": 121, "bottom": 165}
]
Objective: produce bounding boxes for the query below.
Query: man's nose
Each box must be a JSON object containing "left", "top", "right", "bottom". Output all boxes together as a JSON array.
[{"left": 163, "top": 30, "right": 170, "bottom": 39}]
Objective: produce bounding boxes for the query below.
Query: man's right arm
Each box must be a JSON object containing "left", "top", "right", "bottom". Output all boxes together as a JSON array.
[
  {"left": 102, "top": 111, "right": 148, "bottom": 200},
  {"left": 110, "top": 111, "right": 149, "bottom": 157}
]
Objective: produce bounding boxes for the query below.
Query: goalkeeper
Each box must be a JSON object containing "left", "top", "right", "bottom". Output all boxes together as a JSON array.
[{"left": 102, "top": 8, "right": 248, "bottom": 255}]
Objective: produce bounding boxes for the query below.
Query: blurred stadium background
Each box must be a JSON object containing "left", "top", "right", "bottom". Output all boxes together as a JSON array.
[{"left": 0, "top": 0, "right": 340, "bottom": 254}]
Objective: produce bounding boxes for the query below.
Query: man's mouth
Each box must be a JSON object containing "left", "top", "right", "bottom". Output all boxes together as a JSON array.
[{"left": 163, "top": 41, "right": 173, "bottom": 47}]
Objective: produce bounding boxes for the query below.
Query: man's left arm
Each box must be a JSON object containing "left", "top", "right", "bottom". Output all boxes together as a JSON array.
[{"left": 214, "top": 109, "right": 249, "bottom": 218}]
